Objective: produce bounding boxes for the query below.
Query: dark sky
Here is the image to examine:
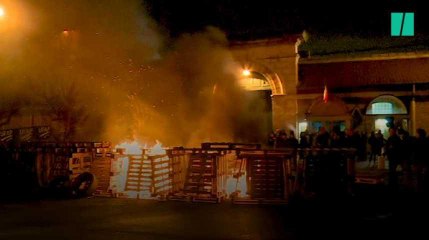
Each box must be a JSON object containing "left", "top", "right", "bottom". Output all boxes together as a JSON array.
[{"left": 144, "top": 0, "right": 427, "bottom": 40}]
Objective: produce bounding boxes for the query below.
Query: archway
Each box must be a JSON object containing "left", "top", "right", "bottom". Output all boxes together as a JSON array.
[
  {"left": 237, "top": 60, "right": 284, "bottom": 95},
  {"left": 232, "top": 60, "right": 285, "bottom": 142},
  {"left": 366, "top": 95, "right": 408, "bottom": 137}
]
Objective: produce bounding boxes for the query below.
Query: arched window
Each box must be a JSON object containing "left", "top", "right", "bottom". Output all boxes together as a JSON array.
[
  {"left": 366, "top": 95, "right": 407, "bottom": 115},
  {"left": 371, "top": 102, "right": 393, "bottom": 114},
  {"left": 239, "top": 71, "right": 271, "bottom": 91}
]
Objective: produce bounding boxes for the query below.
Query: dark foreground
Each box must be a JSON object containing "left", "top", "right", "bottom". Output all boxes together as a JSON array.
[{"left": 1, "top": 192, "right": 429, "bottom": 240}]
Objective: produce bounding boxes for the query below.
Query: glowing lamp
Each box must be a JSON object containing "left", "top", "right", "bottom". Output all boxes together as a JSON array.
[
  {"left": 0, "top": 7, "right": 5, "bottom": 18},
  {"left": 242, "top": 69, "right": 251, "bottom": 77}
]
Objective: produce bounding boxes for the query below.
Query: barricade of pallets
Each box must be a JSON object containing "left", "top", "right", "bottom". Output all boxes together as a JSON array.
[
  {"left": 112, "top": 149, "right": 172, "bottom": 199},
  {"left": 231, "top": 149, "right": 294, "bottom": 204},
  {"left": 166, "top": 148, "right": 232, "bottom": 203}
]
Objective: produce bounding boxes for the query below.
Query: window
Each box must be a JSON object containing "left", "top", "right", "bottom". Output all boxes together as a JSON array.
[
  {"left": 372, "top": 102, "right": 393, "bottom": 115},
  {"left": 298, "top": 122, "right": 308, "bottom": 136},
  {"left": 375, "top": 119, "right": 389, "bottom": 137}
]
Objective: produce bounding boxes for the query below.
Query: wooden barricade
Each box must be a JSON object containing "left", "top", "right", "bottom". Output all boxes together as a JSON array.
[
  {"left": 168, "top": 148, "right": 231, "bottom": 203},
  {"left": 232, "top": 149, "right": 294, "bottom": 204}
]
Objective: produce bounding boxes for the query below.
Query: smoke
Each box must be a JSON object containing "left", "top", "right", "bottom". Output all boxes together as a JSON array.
[{"left": 0, "top": 0, "right": 265, "bottom": 146}]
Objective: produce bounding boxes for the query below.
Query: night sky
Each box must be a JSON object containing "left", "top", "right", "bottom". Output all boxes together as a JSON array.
[{"left": 144, "top": 0, "right": 427, "bottom": 40}]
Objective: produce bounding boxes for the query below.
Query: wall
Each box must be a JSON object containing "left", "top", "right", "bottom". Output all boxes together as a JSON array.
[
  {"left": 415, "top": 101, "right": 429, "bottom": 131},
  {"left": 230, "top": 37, "right": 300, "bottom": 131}
]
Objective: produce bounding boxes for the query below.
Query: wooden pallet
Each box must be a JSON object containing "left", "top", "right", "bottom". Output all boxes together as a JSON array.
[
  {"left": 355, "top": 170, "right": 387, "bottom": 185},
  {"left": 168, "top": 149, "right": 230, "bottom": 202},
  {"left": 183, "top": 152, "right": 218, "bottom": 198},
  {"left": 122, "top": 154, "right": 172, "bottom": 199},
  {"left": 238, "top": 150, "right": 292, "bottom": 202},
  {"left": 91, "top": 151, "right": 113, "bottom": 197}
]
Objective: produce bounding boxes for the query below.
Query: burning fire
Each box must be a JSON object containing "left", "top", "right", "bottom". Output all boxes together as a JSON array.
[
  {"left": 146, "top": 140, "right": 166, "bottom": 156},
  {"left": 115, "top": 140, "right": 144, "bottom": 155},
  {"left": 111, "top": 140, "right": 169, "bottom": 199},
  {"left": 227, "top": 173, "right": 247, "bottom": 198},
  {"left": 226, "top": 158, "right": 248, "bottom": 198}
]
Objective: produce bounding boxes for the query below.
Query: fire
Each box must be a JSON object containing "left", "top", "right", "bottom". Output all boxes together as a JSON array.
[
  {"left": 146, "top": 140, "right": 166, "bottom": 156},
  {"left": 115, "top": 140, "right": 144, "bottom": 155},
  {"left": 0, "top": 7, "right": 5, "bottom": 18},
  {"left": 226, "top": 158, "right": 248, "bottom": 198},
  {"left": 242, "top": 69, "right": 251, "bottom": 76},
  {"left": 111, "top": 140, "right": 169, "bottom": 199},
  {"left": 227, "top": 172, "right": 248, "bottom": 197}
]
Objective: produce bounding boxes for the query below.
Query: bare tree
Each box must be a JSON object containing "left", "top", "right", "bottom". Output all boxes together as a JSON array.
[
  {"left": 0, "top": 98, "right": 21, "bottom": 128},
  {"left": 40, "top": 82, "right": 88, "bottom": 141}
]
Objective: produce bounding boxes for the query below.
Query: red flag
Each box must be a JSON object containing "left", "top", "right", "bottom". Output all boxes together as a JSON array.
[{"left": 323, "top": 85, "right": 328, "bottom": 103}]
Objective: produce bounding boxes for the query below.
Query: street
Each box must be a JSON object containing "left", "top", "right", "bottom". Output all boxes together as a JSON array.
[
  {"left": 1, "top": 191, "right": 428, "bottom": 240},
  {"left": 0, "top": 198, "right": 295, "bottom": 240}
]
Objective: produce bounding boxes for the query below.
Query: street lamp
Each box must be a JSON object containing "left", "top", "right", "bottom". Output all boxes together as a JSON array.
[
  {"left": 0, "top": 6, "right": 5, "bottom": 18},
  {"left": 242, "top": 69, "right": 251, "bottom": 77}
]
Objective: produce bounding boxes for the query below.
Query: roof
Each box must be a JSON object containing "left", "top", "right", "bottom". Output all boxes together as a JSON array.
[
  {"left": 229, "top": 35, "right": 301, "bottom": 48},
  {"left": 298, "top": 55, "right": 429, "bottom": 94}
]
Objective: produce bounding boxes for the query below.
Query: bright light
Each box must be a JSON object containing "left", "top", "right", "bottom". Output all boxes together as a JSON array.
[
  {"left": 375, "top": 119, "right": 389, "bottom": 137},
  {"left": 115, "top": 141, "right": 144, "bottom": 155},
  {"left": 242, "top": 69, "right": 251, "bottom": 77},
  {"left": 0, "top": 7, "right": 5, "bottom": 18}
]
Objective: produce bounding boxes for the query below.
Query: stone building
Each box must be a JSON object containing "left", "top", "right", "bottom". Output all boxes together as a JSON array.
[{"left": 231, "top": 37, "right": 429, "bottom": 137}]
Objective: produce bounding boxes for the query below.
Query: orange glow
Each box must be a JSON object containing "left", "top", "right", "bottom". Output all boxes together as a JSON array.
[
  {"left": 62, "top": 30, "right": 70, "bottom": 36},
  {"left": 242, "top": 69, "right": 251, "bottom": 77},
  {"left": 115, "top": 141, "right": 144, "bottom": 155},
  {"left": 146, "top": 140, "right": 166, "bottom": 156},
  {"left": 227, "top": 173, "right": 247, "bottom": 197},
  {"left": 112, "top": 140, "right": 170, "bottom": 199},
  {"left": 0, "top": 7, "right": 5, "bottom": 18},
  {"left": 226, "top": 159, "right": 248, "bottom": 198}
]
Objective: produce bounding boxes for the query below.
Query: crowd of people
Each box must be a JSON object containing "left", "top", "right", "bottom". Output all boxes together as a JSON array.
[{"left": 267, "top": 126, "right": 429, "bottom": 192}]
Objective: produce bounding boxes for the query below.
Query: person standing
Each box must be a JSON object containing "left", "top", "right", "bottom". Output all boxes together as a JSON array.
[
  {"left": 368, "top": 131, "right": 378, "bottom": 167},
  {"left": 386, "top": 127, "right": 402, "bottom": 190}
]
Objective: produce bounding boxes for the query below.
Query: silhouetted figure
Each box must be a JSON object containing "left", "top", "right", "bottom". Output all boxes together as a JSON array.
[
  {"left": 267, "top": 131, "right": 276, "bottom": 148},
  {"left": 316, "top": 127, "right": 330, "bottom": 147},
  {"left": 368, "top": 131, "right": 380, "bottom": 167},
  {"left": 286, "top": 131, "right": 299, "bottom": 148},
  {"left": 299, "top": 131, "right": 311, "bottom": 148},
  {"left": 330, "top": 130, "right": 344, "bottom": 147},
  {"left": 399, "top": 130, "right": 414, "bottom": 174},
  {"left": 386, "top": 127, "right": 401, "bottom": 190},
  {"left": 275, "top": 130, "right": 288, "bottom": 148}
]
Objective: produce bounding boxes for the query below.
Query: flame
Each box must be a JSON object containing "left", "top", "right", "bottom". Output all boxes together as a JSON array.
[
  {"left": 146, "top": 140, "right": 166, "bottom": 156},
  {"left": 115, "top": 141, "right": 144, "bottom": 155},
  {"left": 226, "top": 158, "right": 248, "bottom": 198},
  {"left": 111, "top": 140, "right": 169, "bottom": 199},
  {"left": 226, "top": 172, "right": 248, "bottom": 197}
]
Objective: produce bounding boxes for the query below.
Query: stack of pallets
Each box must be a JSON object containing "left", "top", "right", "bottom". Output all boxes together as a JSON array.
[
  {"left": 92, "top": 146, "right": 113, "bottom": 197},
  {"left": 118, "top": 150, "right": 172, "bottom": 199},
  {"left": 168, "top": 148, "right": 189, "bottom": 197},
  {"left": 170, "top": 149, "right": 229, "bottom": 203},
  {"left": 233, "top": 150, "right": 293, "bottom": 204}
]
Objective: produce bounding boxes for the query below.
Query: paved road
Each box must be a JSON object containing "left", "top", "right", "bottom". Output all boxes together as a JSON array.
[
  {"left": 1, "top": 193, "right": 428, "bottom": 240},
  {"left": 0, "top": 198, "right": 296, "bottom": 240}
]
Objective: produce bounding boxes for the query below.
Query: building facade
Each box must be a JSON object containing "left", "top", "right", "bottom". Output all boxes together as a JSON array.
[{"left": 231, "top": 37, "right": 429, "bottom": 137}]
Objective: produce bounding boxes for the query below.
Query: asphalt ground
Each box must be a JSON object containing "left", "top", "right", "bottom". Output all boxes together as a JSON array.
[{"left": 1, "top": 190, "right": 428, "bottom": 240}]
